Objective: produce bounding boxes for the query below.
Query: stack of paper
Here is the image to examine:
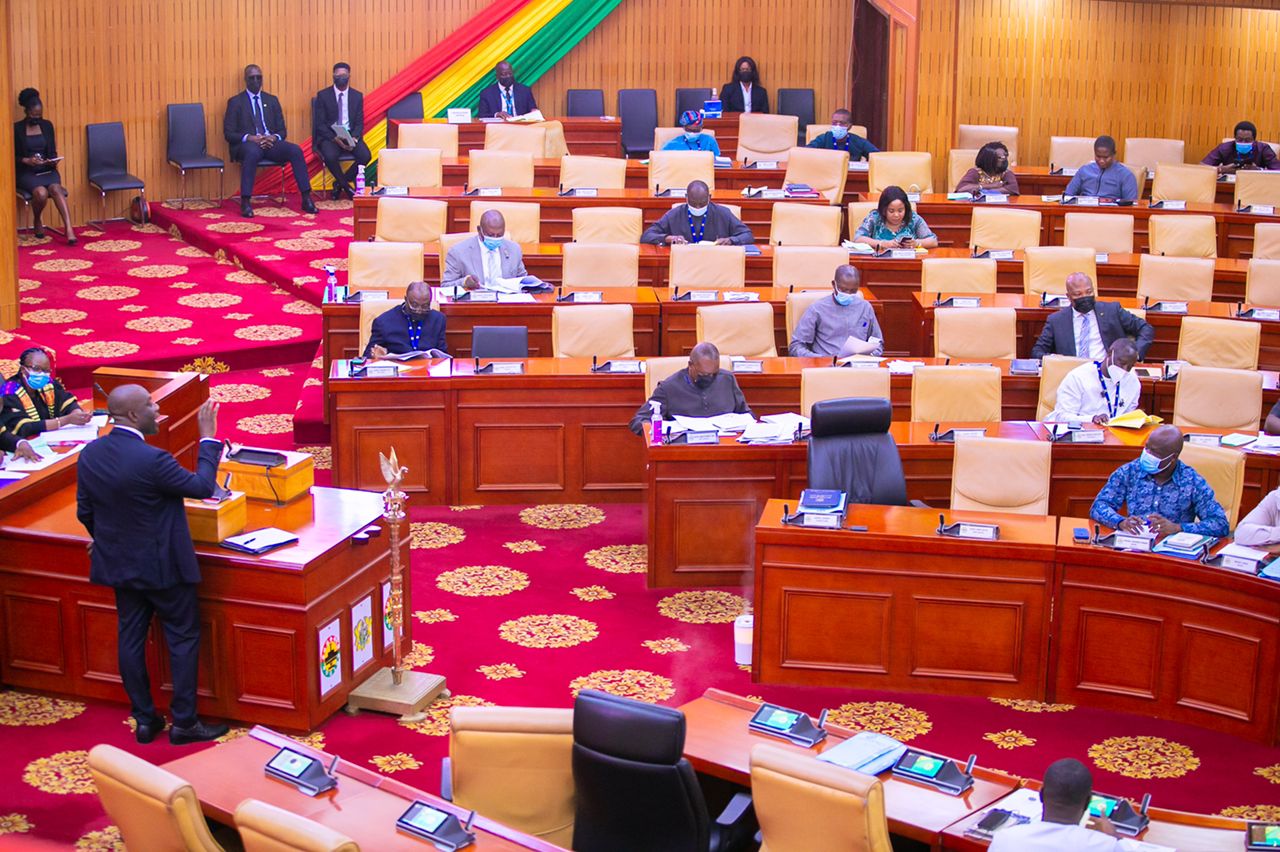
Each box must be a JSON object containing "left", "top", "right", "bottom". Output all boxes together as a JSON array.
[
  {"left": 670, "top": 412, "right": 756, "bottom": 435},
  {"left": 1153, "top": 531, "right": 1215, "bottom": 559},
  {"left": 816, "top": 731, "right": 905, "bottom": 775},
  {"left": 45, "top": 414, "right": 108, "bottom": 444},
  {"left": 0, "top": 442, "right": 81, "bottom": 472},
  {"left": 885, "top": 360, "right": 925, "bottom": 374},
  {"left": 737, "top": 422, "right": 795, "bottom": 444},
  {"left": 761, "top": 412, "right": 810, "bottom": 434}
]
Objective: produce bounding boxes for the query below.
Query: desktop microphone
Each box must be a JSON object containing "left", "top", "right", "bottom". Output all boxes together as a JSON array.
[
  {"left": 463, "top": 811, "right": 476, "bottom": 832},
  {"left": 326, "top": 755, "right": 340, "bottom": 780},
  {"left": 1139, "top": 794, "right": 1151, "bottom": 815},
  {"left": 93, "top": 381, "right": 110, "bottom": 414},
  {"left": 473, "top": 357, "right": 479, "bottom": 373},
  {"left": 788, "top": 284, "right": 793, "bottom": 293},
  {"left": 937, "top": 513, "right": 946, "bottom": 533},
  {"left": 963, "top": 754, "right": 976, "bottom": 775},
  {"left": 781, "top": 503, "right": 790, "bottom": 523},
  {"left": 1093, "top": 523, "right": 1101, "bottom": 544},
  {"left": 817, "top": 708, "right": 829, "bottom": 729},
  {"left": 1237, "top": 301, "right": 1245, "bottom": 317},
  {"left": 592, "top": 355, "right": 598, "bottom": 372},
  {"left": 944, "top": 357, "right": 951, "bottom": 365},
  {"left": 931, "top": 422, "right": 941, "bottom": 441}
]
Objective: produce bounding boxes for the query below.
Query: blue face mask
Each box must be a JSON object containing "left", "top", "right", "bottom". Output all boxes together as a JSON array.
[
  {"left": 25, "top": 370, "right": 51, "bottom": 391},
  {"left": 830, "top": 125, "right": 849, "bottom": 141},
  {"left": 481, "top": 235, "right": 503, "bottom": 251},
  {"left": 684, "top": 129, "right": 702, "bottom": 139},
  {"left": 833, "top": 290, "right": 855, "bottom": 306},
  {"left": 687, "top": 205, "right": 708, "bottom": 217},
  {"left": 1236, "top": 141, "right": 1254, "bottom": 156},
  {"left": 1138, "top": 448, "right": 1168, "bottom": 474}
]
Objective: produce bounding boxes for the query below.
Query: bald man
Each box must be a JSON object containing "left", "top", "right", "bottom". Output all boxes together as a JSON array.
[
  {"left": 443, "top": 209, "right": 528, "bottom": 291},
  {"left": 1031, "top": 273, "right": 1153, "bottom": 360},
  {"left": 629, "top": 342, "right": 752, "bottom": 435},
  {"left": 76, "top": 387, "right": 229, "bottom": 745},
  {"left": 477, "top": 61, "right": 537, "bottom": 119},
  {"left": 641, "top": 180, "right": 754, "bottom": 246},
  {"left": 364, "top": 281, "right": 447, "bottom": 359},
  {"left": 989, "top": 758, "right": 1121, "bottom": 851},
  {"left": 1090, "top": 424, "right": 1229, "bottom": 537}
]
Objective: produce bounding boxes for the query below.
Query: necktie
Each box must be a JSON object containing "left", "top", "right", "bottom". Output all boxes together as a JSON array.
[
  {"left": 503, "top": 88, "right": 514, "bottom": 115},
  {"left": 485, "top": 247, "right": 500, "bottom": 286},
  {"left": 338, "top": 91, "right": 345, "bottom": 126},
  {"left": 252, "top": 95, "right": 266, "bottom": 135},
  {"left": 1079, "top": 312, "right": 1094, "bottom": 358}
]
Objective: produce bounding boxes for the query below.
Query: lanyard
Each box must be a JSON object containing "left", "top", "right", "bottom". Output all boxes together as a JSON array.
[
  {"left": 404, "top": 309, "right": 423, "bottom": 349},
  {"left": 1095, "top": 361, "right": 1121, "bottom": 419},
  {"left": 687, "top": 209, "right": 706, "bottom": 242}
]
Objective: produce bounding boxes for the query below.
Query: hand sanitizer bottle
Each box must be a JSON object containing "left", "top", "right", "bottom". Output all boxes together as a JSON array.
[
  {"left": 650, "top": 401, "right": 664, "bottom": 446},
  {"left": 355, "top": 164, "right": 366, "bottom": 194}
]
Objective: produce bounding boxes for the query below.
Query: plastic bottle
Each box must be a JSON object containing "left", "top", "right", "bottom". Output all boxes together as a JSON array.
[
  {"left": 355, "top": 164, "right": 366, "bottom": 194},
  {"left": 650, "top": 401, "right": 664, "bottom": 446},
  {"left": 324, "top": 264, "right": 338, "bottom": 302}
]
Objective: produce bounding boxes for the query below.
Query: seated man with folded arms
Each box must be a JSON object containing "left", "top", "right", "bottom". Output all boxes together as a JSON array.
[
  {"left": 1063, "top": 135, "right": 1138, "bottom": 201},
  {"left": 628, "top": 342, "right": 752, "bottom": 435},
  {"left": 1, "top": 346, "right": 90, "bottom": 439},
  {"left": 363, "top": 281, "right": 447, "bottom": 359},
  {"left": 1090, "top": 424, "right": 1230, "bottom": 538},
  {"left": 989, "top": 758, "right": 1121, "bottom": 851},
  {"left": 1048, "top": 339, "right": 1140, "bottom": 424},
  {"left": 443, "top": 210, "right": 528, "bottom": 291},
  {"left": 663, "top": 111, "right": 721, "bottom": 156},
  {"left": 806, "top": 108, "right": 877, "bottom": 161},
  {"left": 1030, "top": 273, "right": 1154, "bottom": 360},
  {"left": 1203, "top": 120, "right": 1280, "bottom": 175},
  {"left": 641, "top": 180, "right": 754, "bottom": 246},
  {"left": 789, "top": 265, "right": 883, "bottom": 357}
]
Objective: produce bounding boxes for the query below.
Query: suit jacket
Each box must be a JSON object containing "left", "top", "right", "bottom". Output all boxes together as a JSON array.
[
  {"left": 13, "top": 118, "right": 57, "bottom": 171},
  {"left": 224, "top": 90, "right": 289, "bottom": 159},
  {"left": 442, "top": 237, "right": 528, "bottom": 289},
  {"left": 1030, "top": 301, "right": 1155, "bottom": 359},
  {"left": 312, "top": 87, "right": 364, "bottom": 144},
  {"left": 76, "top": 430, "right": 220, "bottom": 589},
  {"left": 364, "top": 305, "right": 447, "bottom": 357},
  {"left": 718, "top": 82, "right": 769, "bottom": 114},
  {"left": 641, "top": 203, "right": 754, "bottom": 245},
  {"left": 477, "top": 82, "right": 538, "bottom": 118}
]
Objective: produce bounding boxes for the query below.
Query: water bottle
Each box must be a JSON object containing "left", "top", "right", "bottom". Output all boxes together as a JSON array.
[
  {"left": 324, "top": 264, "right": 338, "bottom": 302},
  {"left": 650, "top": 401, "right": 664, "bottom": 446},
  {"left": 355, "top": 164, "right": 366, "bottom": 194}
]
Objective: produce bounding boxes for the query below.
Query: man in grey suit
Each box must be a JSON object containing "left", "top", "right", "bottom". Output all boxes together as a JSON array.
[
  {"left": 444, "top": 209, "right": 528, "bottom": 290},
  {"left": 641, "top": 180, "right": 754, "bottom": 246},
  {"left": 1031, "top": 272, "right": 1154, "bottom": 359}
]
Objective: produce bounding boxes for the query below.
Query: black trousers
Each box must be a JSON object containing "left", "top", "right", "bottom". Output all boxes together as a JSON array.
[
  {"left": 237, "top": 138, "right": 309, "bottom": 198},
  {"left": 316, "top": 138, "right": 372, "bottom": 192},
  {"left": 114, "top": 583, "right": 201, "bottom": 727}
]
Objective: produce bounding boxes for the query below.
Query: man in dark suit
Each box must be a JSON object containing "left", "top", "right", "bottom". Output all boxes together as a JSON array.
[
  {"left": 641, "top": 180, "right": 754, "bottom": 245},
  {"left": 1031, "top": 272, "right": 1154, "bottom": 360},
  {"left": 224, "top": 64, "right": 316, "bottom": 217},
  {"left": 364, "top": 281, "right": 448, "bottom": 358},
  {"left": 76, "top": 386, "right": 228, "bottom": 745},
  {"left": 477, "top": 61, "right": 538, "bottom": 119},
  {"left": 312, "top": 62, "right": 371, "bottom": 200}
]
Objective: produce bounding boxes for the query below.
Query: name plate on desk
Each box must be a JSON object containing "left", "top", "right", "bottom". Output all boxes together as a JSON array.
[
  {"left": 1113, "top": 532, "right": 1153, "bottom": 551},
  {"left": 986, "top": 249, "right": 1015, "bottom": 260},
  {"left": 446, "top": 108, "right": 472, "bottom": 123},
  {"left": 906, "top": 193, "right": 921, "bottom": 202},
  {"left": 688, "top": 290, "right": 718, "bottom": 301},
  {"left": 572, "top": 188, "right": 599, "bottom": 197},
  {"left": 947, "top": 297, "right": 982, "bottom": 308},
  {"left": 1076, "top": 195, "right": 1100, "bottom": 206},
  {"left": 952, "top": 428, "right": 987, "bottom": 440},
  {"left": 1041, "top": 294, "right": 1070, "bottom": 307},
  {"left": 366, "top": 364, "right": 399, "bottom": 378},
  {"left": 466, "top": 290, "right": 498, "bottom": 302},
  {"left": 754, "top": 161, "right": 779, "bottom": 169},
  {"left": 1158, "top": 200, "right": 1187, "bottom": 210},
  {"left": 956, "top": 522, "right": 999, "bottom": 540},
  {"left": 348, "top": 289, "right": 389, "bottom": 301},
  {"left": 761, "top": 189, "right": 787, "bottom": 199},
  {"left": 888, "top": 249, "right": 917, "bottom": 259},
  {"left": 569, "top": 291, "right": 604, "bottom": 303},
  {"left": 849, "top": 161, "right": 869, "bottom": 171},
  {"left": 1253, "top": 204, "right": 1276, "bottom": 216},
  {"left": 730, "top": 360, "right": 763, "bottom": 373},
  {"left": 723, "top": 291, "right": 760, "bottom": 302},
  {"left": 1187, "top": 433, "right": 1222, "bottom": 446},
  {"left": 1095, "top": 253, "right": 1109, "bottom": 263},
  {"left": 1061, "top": 167, "right": 1078, "bottom": 176},
  {"left": 685, "top": 430, "right": 719, "bottom": 444},
  {"left": 801, "top": 512, "right": 842, "bottom": 529},
  {"left": 1152, "top": 301, "right": 1188, "bottom": 313},
  {"left": 1249, "top": 308, "right": 1280, "bottom": 320},
  {"left": 1219, "top": 552, "right": 1267, "bottom": 573},
  {"left": 982, "top": 194, "right": 1009, "bottom": 203},
  {"left": 602, "top": 360, "right": 643, "bottom": 373},
  {"left": 490, "top": 361, "right": 523, "bottom": 374},
  {"left": 1070, "top": 429, "right": 1105, "bottom": 443},
  {"left": 477, "top": 187, "right": 502, "bottom": 196}
]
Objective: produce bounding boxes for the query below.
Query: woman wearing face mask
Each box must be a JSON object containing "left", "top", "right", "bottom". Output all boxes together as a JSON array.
[
  {"left": 0, "top": 347, "right": 90, "bottom": 439},
  {"left": 955, "top": 141, "right": 1020, "bottom": 196},
  {"left": 663, "top": 111, "right": 722, "bottom": 155},
  {"left": 719, "top": 56, "right": 769, "bottom": 114},
  {"left": 14, "top": 88, "right": 76, "bottom": 244},
  {"left": 852, "top": 186, "right": 939, "bottom": 252}
]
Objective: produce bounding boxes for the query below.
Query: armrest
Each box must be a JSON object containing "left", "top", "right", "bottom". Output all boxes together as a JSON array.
[
  {"left": 714, "top": 791, "right": 754, "bottom": 828},
  {"left": 909, "top": 499, "right": 930, "bottom": 509},
  {"left": 439, "top": 756, "right": 453, "bottom": 801}
]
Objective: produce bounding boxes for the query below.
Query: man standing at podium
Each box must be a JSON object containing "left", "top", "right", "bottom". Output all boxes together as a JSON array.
[{"left": 77, "top": 387, "right": 229, "bottom": 745}]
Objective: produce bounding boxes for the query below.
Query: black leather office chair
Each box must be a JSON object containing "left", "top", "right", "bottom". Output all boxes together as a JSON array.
[
  {"left": 166, "top": 103, "right": 225, "bottom": 210},
  {"left": 566, "top": 88, "right": 605, "bottom": 117},
  {"left": 776, "top": 88, "right": 816, "bottom": 145},
  {"left": 807, "top": 398, "right": 919, "bottom": 506},
  {"left": 86, "top": 122, "right": 145, "bottom": 226},
  {"left": 387, "top": 92, "right": 424, "bottom": 121},
  {"left": 571, "top": 689, "right": 754, "bottom": 852},
  {"left": 617, "top": 89, "right": 658, "bottom": 158},
  {"left": 674, "top": 88, "right": 710, "bottom": 125},
  {"left": 472, "top": 325, "right": 529, "bottom": 358}
]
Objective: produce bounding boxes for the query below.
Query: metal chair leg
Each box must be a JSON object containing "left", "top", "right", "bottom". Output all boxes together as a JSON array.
[{"left": 179, "top": 169, "right": 186, "bottom": 210}]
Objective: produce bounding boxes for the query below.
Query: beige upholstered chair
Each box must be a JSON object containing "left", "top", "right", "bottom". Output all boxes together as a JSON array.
[
  {"left": 770, "top": 202, "right": 842, "bottom": 246},
  {"left": 933, "top": 307, "right": 1017, "bottom": 361},
  {"left": 1123, "top": 137, "right": 1186, "bottom": 173},
  {"left": 537, "top": 120, "right": 570, "bottom": 158},
  {"left": 375, "top": 197, "right": 448, "bottom": 244},
  {"left": 1023, "top": 246, "right": 1097, "bottom": 297},
  {"left": 348, "top": 241, "right": 424, "bottom": 292},
  {"left": 1177, "top": 316, "right": 1260, "bottom": 370},
  {"left": 951, "top": 437, "right": 1051, "bottom": 515},
  {"left": 377, "top": 147, "right": 442, "bottom": 187},
  {"left": 649, "top": 150, "right": 715, "bottom": 192},
  {"left": 552, "top": 304, "right": 635, "bottom": 358},
  {"left": 1150, "top": 163, "right": 1217, "bottom": 204},
  {"left": 235, "top": 799, "right": 358, "bottom": 852},
  {"left": 468, "top": 201, "right": 540, "bottom": 244},
  {"left": 1135, "top": 254, "right": 1215, "bottom": 302},
  {"left": 468, "top": 149, "right": 535, "bottom": 188},
  {"left": 867, "top": 152, "right": 933, "bottom": 193},
  {"left": 397, "top": 122, "right": 460, "bottom": 157},
  {"left": 737, "top": 114, "right": 800, "bottom": 163},
  {"left": 806, "top": 123, "right": 867, "bottom": 143},
  {"left": 1254, "top": 223, "right": 1280, "bottom": 260},
  {"left": 1036, "top": 355, "right": 1089, "bottom": 420},
  {"left": 669, "top": 244, "right": 746, "bottom": 289},
  {"left": 1048, "top": 136, "right": 1097, "bottom": 171},
  {"left": 786, "top": 288, "right": 832, "bottom": 340},
  {"left": 957, "top": 123, "right": 1019, "bottom": 163},
  {"left": 782, "top": 147, "right": 850, "bottom": 203},
  {"left": 572, "top": 207, "right": 642, "bottom": 243},
  {"left": 484, "top": 122, "right": 547, "bottom": 155},
  {"left": 1235, "top": 170, "right": 1280, "bottom": 209},
  {"left": 644, "top": 355, "right": 729, "bottom": 396},
  {"left": 846, "top": 201, "right": 877, "bottom": 241},
  {"left": 357, "top": 299, "right": 398, "bottom": 355},
  {"left": 910, "top": 365, "right": 1002, "bottom": 422},
  {"left": 800, "top": 367, "right": 891, "bottom": 417},
  {"left": 920, "top": 257, "right": 997, "bottom": 294},
  {"left": 438, "top": 232, "right": 472, "bottom": 278},
  {"left": 696, "top": 303, "right": 777, "bottom": 357},
  {"left": 1247, "top": 258, "right": 1280, "bottom": 305},
  {"left": 653, "top": 126, "right": 717, "bottom": 150},
  {"left": 969, "top": 207, "right": 1041, "bottom": 251},
  {"left": 774, "top": 246, "right": 848, "bottom": 290},
  {"left": 1122, "top": 163, "right": 1148, "bottom": 199},
  {"left": 1172, "top": 365, "right": 1263, "bottom": 432},
  {"left": 947, "top": 148, "right": 979, "bottom": 191},
  {"left": 750, "top": 744, "right": 892, "bottom": 852},
  {"left": 1063, "top": 212, "right": 1134, "bottom": 254},
  {"left": 88, "top": 744, "right": 225, "bottom": 852},
  {"left": 562, "top": 242, "right": 640, "bottom": 288},
  {"left": 449, "top": 706, "right": 575, "bottom": 848},
  {"left": 1180, "top": 442, "right": 1247, "bottom": 527},
  {"left": 1148, "top": 214, "right": 1217, "bottom": 258},
  {"left": 560, "top": 155, "right": 627, "bottom": 190}
]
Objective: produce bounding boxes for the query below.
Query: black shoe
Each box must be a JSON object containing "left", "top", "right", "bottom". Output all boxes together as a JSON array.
[
  {"left": 331, "top": 187, "right": 343, "bottom": 201},
  {"left": 301, "top": 194, "right": 317, "bottom": 214},
  {"left": 134, "top": 715, "right": 165, "bottom": 744},
  {"left": 169, "top": 719, "right": 230, "bottom": 745},
  {"left": 66, "top": 234, "right": 77, "bottom": 246},
  {"left": 32, "top": 225, "right": 44, "bottom": 239},
  {"left": 240, "top": 198, "right": 254, "bottom": 218}
]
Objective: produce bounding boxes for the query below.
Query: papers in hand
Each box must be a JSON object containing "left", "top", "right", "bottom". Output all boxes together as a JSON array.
[
  {"left": 47, "top": 414, "right": 108, "bottom": 444},
  {"left": 838, "top": 335, "right": 881, "bottom": 358},
  {"left": 220, "top": 527, "right": 299, "bottom": 554},
  {"left": 490, "top": 275, "right": 547, "bottom": 294}
]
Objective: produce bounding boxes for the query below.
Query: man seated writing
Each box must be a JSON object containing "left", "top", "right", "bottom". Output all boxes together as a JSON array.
[
  {"left": 363, "top": 281, "right": 447, "bottom": 359},
  {"left": 1047, "top": 339, "right": 1140, "bottom": 424},
  {"left": 443, "top": 210, "right": 528, "bottom": 291},
  {"left": 641, "top": 180, "right": 754, "bottom": 246},
  {"left": 629, "top": 342, "right": 752, "bottom": 435},
  {"left": 789, "top": 265, "right": 883, "bottom": 357}
]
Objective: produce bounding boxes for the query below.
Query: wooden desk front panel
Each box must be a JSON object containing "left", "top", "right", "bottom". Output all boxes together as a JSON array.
[
  {"left": 329, "top": 382, "right": 450, "bottom": 498},
  {"left": 387, "top": 117, "right": 622, "bottom": 158}
]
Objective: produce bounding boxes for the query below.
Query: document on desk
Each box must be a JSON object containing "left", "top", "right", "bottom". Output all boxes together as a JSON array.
[
  {"left": 760, "top": 412, "right": 810, "bottom": 434},
  {"left": 1251, "top": 433, "right": 1280, "bottom": 454},
  {"left": 497, "top": 293, "right": 536, "bottom": 303},
  {"left": 1, "top": 442, "right": 82, "bottom": 472},
  {"left": 886, "top": 359, "right": 925, "bottom": 374},
  {"left": 45, "top": 414, "right": 108, "bottom": 443},
  {"left": 737, "top": 422, "right": 794, "bottom": 444},
  {"left": 671, "top": 412, "right": 756, "bottom": 435}
]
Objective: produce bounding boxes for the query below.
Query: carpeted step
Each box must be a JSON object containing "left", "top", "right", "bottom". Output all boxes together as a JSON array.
[{"left": 292, "top": 344, "right": 330, "bottom": 444}]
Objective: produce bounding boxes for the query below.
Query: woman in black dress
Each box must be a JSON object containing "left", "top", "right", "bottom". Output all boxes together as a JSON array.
[{"left": 14, "top": 88, "right": 75, "bottom": 244}]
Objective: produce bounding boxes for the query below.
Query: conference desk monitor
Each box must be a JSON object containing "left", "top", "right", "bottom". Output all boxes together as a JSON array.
[
  {"left": 265, "top": 746, "right": 338, "bottom": 796},
  {"left": 747, "top": 702, "right": 828, "bottom": 747},
  {"left": 891, "top": 748, "right": 977, "bottom": 796},
  {"left": 1249, "top": 822, "right": 1280, "bottom": 850},
  {"left": 396, "top": 802, "right": 477, "bottom": 850}
]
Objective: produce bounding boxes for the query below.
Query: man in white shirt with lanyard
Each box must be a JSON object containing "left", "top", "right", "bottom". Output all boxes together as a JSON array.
[
  {"left": 1048, "top": 339, "right": 1140, "bottom": 424},
  {"left": 989, "top": 758, "right": 1121, "bottom": 851}
]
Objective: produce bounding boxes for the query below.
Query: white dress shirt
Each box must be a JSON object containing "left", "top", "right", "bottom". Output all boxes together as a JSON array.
[
  {"left": 989, "top": 821, "right": 1121, "bottom": 852},
  {"left": 740, "top": 82, "right": 753, "bottom": 113},
  {"left": 500, "top": 85, "right": 515, "bottom": 115},
  {"left": 1048, "top": 361, "right": 1140, "bottom": 422},
  {"left": 1235, "top": 487, "right": 1280, "bottom": 545},
  {"left": 334, "top": 86, "right": 349, "bottom": 127},
  {"left": 1073, "top": 308, "right": 1104, "bottom": 360},
  {"left": 243, "top": 90, "right": 278, "bottom": 142}
]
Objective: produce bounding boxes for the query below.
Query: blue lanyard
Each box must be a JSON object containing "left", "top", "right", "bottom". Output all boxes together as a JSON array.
[
  {"left": 687, "top": 209, "right": 706, "bottom": 242},
  {"left": 405, "top": 310, "right": 423, "bottom": 349},
  {"left": 1095, "top": 361, "right": 1121, "bottom": 419}
]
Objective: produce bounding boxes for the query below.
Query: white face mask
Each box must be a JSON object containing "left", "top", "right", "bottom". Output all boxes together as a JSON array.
[
  {"left": 684, "top": 128, "right": 702, "bottom": 137},
  {"left": 1107, "top": 363, "right": 1128, "bottom": 382},
  {"left": 687, "top": 205, "right": 708, "bottom": 217}
]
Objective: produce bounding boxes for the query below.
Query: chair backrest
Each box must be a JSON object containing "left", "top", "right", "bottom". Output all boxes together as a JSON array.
[
  {"left": 751, "top": 743, "right": 892, "bottom": 852},
  {"left": 737, "top": 113, "right": 800, "bottom": 163},
  {"left": 560, "top": 155, "right": 627, "bottom": 190},
  {"left": 235, "top": 799, "right": 358, "bottom": 852},
  {"left": 801, "top": 367, "right": 891, "bottom": 416},
  {"left": 472, "top": 325, "right": 529, "bottom": 358},
  {"left": 566, "top": 88, "right": 606, "bottom": 117},
  {"left": 86, "top": 121, "right": 129, "bottom": 179},
  {"left": 770, "top": 202, "right": 842, "bottom": 246},
  {"left": 806, "top": 123, "right": 868, "bottom": 144},
  {"left": 951, "top": 436, "right": 1051, "bottom": 515},
  {"left": 166, "top": 103, "right": 209, "bottom": 162},
  {"left": 1177, "top": 315, "right": 1260, "bottom": 370},
  {"left": 1123, "top": 137, "right": 1186, "bottom": 173},
  {"left": 1179, "top": 442, "right": 1246, "bottom": 527},
  {"left": 618, "top": 88, "right": 659, "bottom": 155},
  {"left": 1148, "top": 214, "right": 1217, "bottom": 258},
  {"left": 933, "top": 307, "right": 1017, "bottom": 360},
  {"left": 1255, "top": 223, "right": 1280, "bottom": 260},
  {"left": 572, "top": 206, "right": 642, "bottom": 243},
  {"left": 469, "top": 201, "right": 540, "bottom": 244},
  {"left": 1173, "top": 365, "right": 1263, "bottom": 431},
  {"left": 468, "top": 149, "right": 535, "bottom": 188},
  {"left": 1122, "top": 162, "right": 1148, "bottom": 199},
  {"left": 1022, "top": 246, "right": 1098, "bottom": 297},
  {"left": 1063, "top": 212, "right": 1134, "bottom": 254},
  {"left": 375, "top": 197, "right": 448, "bottom": 244},
  {"left": 867, "top": 151, "right": 933, "bottom": 193},
  {"left": 348, "top": 241, "right": 425, "bottom": 292},
  {"left": 1234, "top": 170, "right": 1280, "bottom": 209},
  {"left": 397, "top": 122, "right": 460, "bottom": 157},
  {"left": 910, "top": 365, "right": 1002, "bottom": 422},
  {"left": 1247, "top": 258, "right": 1280, "bottom": 305},
  {"left": 969, "top": 206, "right": 1041, "bottom": 251},
  {"left": 649, "top": 150, "right": 715, "bottom": 193},
  {"left": 562, "top": 242, "right": 641, "bottom": 288},
  {"left": 484, "top": 122, "right": 547, "bottom": 155},
  {"left": 1048, "top": 136, "right": 1097, "bottom": 171},
  {"left": 957, "top": 123, "right": 1020, "bottom": 163},
  {"left": 572, "top": 689, "right": 710, "bottom": 852},
  {"left": 806, "top": 398, "right": 908, "bottom": 505},
  {"left": 654, "top": 126, "right": 719, "bottom": 150},
  {"left": 782, "top": 147, "right": 850, "bottom": 204},
  {"left": 775, "top": 246, "right": 848, "bottom": 291},
  {"left": 553, "top": 304, "right": 636, "bottom": 358},
  {"left": 88, "top": 744, "right": 225, "bottom": 852},
  {"left": 674, "top": 88, "right": 710, "bottom": 124},
  {"left": 696, "top": 302, "right": 777, "bottom": 358},
  {"left": 1136, "top": 254, "right": 1215, "bottom": 302},
  {"left": 377, "top": 147, "right": 443, "bottom": 187},
  {"left": 1036, "top": 355, "right": 1090, "bottom": 420},
  {"left": 669, "top": 244, "right": 746, "bottom": 289},
  {"left": 438, "top": 232, "right": 472, "bottom": 277},
  {"left": 847, "top": 201, "right": 877, "bottom": 238},
  {"left": 785, "top": 288, "right": 832, "bottom": 341},
  {"left": 387, "top": 92, "right": 424, "bottom": 120},
  {"left": 947, "top": 148, "right": 979, "bottom": 191},
  {"left": 775, "top": 89, "right": 816, "bottom": 141},
  {"left": 358, "top": 299, "right": 398, "bottom": 354},
  {"left": 1151, "top": 163, "right": 1216, "bottom": 204},
  {"left": 919, "top": 257, "right": 997, "bottom": 294}
]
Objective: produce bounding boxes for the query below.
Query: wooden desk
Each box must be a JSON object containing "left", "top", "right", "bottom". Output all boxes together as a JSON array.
[
  {"left": 1011, "top": 164, "right": 1240, "bottom": 206},
  {"left": 386, "top": 116, "right": 621, "bottom": 158},
  {"left": 163, "top": 726, "right": 565, "bottom": 850}
]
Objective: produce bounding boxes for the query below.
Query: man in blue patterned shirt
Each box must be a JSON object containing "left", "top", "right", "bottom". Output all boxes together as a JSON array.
[{"left": 1090, "top": 425, "right": 1229, "bottom": 537}]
